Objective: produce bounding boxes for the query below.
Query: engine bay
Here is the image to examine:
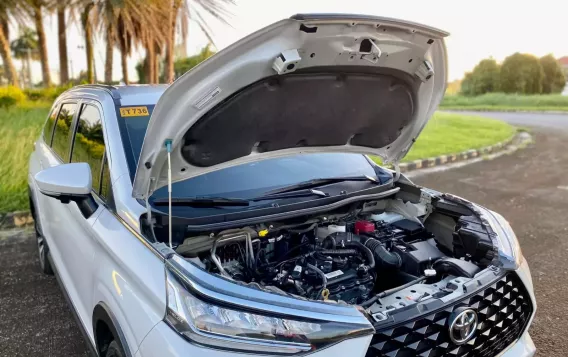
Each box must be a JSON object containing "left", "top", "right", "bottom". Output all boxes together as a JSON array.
[{"left": 172, "top": 193, "right": 498, "bottom": 316}]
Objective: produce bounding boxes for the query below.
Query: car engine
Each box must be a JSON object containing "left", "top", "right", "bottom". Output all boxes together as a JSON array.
[{"left": 175, "top": 198, "right": 493, "bottom": 307}]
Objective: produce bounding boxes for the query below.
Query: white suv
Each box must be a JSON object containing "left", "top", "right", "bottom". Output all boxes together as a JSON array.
[{"left": 28, "top": 14, "right": 536, "bottom": 357}]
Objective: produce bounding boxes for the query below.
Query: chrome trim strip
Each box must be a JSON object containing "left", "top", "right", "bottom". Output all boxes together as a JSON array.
[
  {"left": 110, "top": 209, "right": 166, "bottom": 261},
  {"left": 166, "top": 255, "right": 373, "bottom": 326}
]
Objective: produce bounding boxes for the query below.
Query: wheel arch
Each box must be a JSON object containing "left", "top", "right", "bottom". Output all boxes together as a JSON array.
[{"left": 93, "top": 302, "right": 133, "bottom": 357}]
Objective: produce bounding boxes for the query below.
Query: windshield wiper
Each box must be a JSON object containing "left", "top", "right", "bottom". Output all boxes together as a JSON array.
[
  {"left": 263, "top": 175, "right": 379, "bottom": 195},
  {"left": 153, "top": 197, "right": 250, "bottom": 207},
  {"left": 152, "top": 176, "right": 378, "bottom": 208},
  {"left": 251, "top": 189, "right": 329, "bottom": 201}
]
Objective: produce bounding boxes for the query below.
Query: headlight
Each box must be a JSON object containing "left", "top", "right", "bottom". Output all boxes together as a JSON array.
[
  {"left": 479, "top": 208, "right": 523, "bottom": 270},
  {"left": 165, "top": 270, "right": 373, "bottom": 355}
]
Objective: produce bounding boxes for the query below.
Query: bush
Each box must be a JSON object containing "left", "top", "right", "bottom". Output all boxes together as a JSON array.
[
  {"left": 174, "top": 45, "right": 215, "bottom": 78},
  {"left": 0, "top": 86, "right": 26, "bottom": 109},
  {"left": 23, "top": 84, "right": 73, "bottom": 102},
  {"left": 460, "top": 58, "right": 500, "bottom": 96},
  {"left": 500, "top": 53, "right": 544, "bottom": 94},
  {"left": 540, "top": 54, "right": 566, "bottom": 94}
]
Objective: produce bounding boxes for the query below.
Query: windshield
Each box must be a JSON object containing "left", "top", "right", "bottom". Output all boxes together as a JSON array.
[{"left": 119, "top": 104, "right": 386, "bottom": 202}]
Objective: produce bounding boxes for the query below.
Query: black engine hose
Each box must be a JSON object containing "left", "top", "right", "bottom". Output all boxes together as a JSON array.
[
  {"left": 344, "top": 241, "right": 375, "bottom": 270},
  {"left": 321, "top": 235, "right": 337, "bottom": 249},
  {"left": 306, "top": 263, "right": 327, "bottom": 300},
  {"left": 364, "top": 238, "right": 402, "bottom": 268}
]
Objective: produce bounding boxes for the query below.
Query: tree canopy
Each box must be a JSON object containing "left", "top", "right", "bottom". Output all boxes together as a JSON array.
[
  {"left": 539, "top": 54, "right": 566, "bottom": 94},
  {"left": 459, "top": 53, "right": 566, "bottom": 95},
  {"left": 460, "top": 58, "right": 500, "bottom": 96}
]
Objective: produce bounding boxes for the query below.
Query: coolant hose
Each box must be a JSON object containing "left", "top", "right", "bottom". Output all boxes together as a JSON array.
[{"left": 364, "top": 238, "right": 402, "bottom": 268}]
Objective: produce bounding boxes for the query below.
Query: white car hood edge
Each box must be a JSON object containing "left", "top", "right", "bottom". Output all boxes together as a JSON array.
[{"left": 132, "top": 14, "right": 448, "bottom": 199}]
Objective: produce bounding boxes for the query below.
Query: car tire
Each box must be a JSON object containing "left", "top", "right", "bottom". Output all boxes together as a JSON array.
[
  {"left": 34, "top": 216, "right": 53, "bottom": 275},
  {"left": 105, "top": 340, "right": 125, "bottom": 357}
]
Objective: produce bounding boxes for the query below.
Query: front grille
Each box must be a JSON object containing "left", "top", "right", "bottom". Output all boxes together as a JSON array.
[{"left": 367, "top": 273, "right": 533, "bottom": 357}]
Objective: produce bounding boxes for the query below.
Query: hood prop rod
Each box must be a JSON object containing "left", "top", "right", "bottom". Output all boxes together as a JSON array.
[{"left": 165, "top": 139, "right": 173, "bottom": 248}]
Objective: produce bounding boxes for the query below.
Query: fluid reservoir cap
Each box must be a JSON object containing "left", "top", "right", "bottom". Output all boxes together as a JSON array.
[{"left": 355, "top": 220, "right": 375, "bottom": 234}]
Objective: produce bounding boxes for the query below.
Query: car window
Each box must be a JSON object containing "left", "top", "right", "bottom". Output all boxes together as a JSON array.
[
  {"left": 71, "top": 104, "right": 106, "bottom": 195},
  {"left": 51, "top": 103, "right": 77, "bottom": 160},
  {"left": 43, "top": 104, "right": 60, "bottom": 145},
  {"left": 100, "top": 155, "right": 112, "bottom": 201}
]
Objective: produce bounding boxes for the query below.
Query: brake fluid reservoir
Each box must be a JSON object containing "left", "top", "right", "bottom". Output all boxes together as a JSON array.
[{"left": 317, "top": 224, "right": 346, "bottom": 239}]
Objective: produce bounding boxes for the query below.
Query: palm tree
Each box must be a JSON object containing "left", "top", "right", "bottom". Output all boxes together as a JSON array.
[
  {"left": 23, "top": 0, "right": 52, "bottom": 86},
  {"left": 10, "top": 27, "right": 39, "bottom": 87},
  {"left": 95, "top": 0, "right": 159, "bottom": 85},
  {"left": 164, "top": 0, "right": 233, "bottom": 83},
  {"left": 164, "top": 0, "right": 184, "bottom": 83},
  {"left": 81, "top": 1, "right": 95, "bottom": 83},
  {"left": 56, "top": 2, "right": 69, "bottom": 84},
  {"left": 103, "top": 22, "right": 113, "bottom": 83},
  {"left": 0, "top": 0, "right": 24, "bottom": 87}
]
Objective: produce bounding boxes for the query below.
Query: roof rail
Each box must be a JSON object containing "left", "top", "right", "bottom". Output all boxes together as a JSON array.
[{"left": 72, "top": 84, "right": 122, "bottom": 99}]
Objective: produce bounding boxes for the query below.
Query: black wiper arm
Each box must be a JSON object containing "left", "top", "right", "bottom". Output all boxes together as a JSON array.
[
  {"left": 251, "top": 189, "right": 329, "bottom": 202},
  {"left": 153, "top": 197, "right": 250, "bottom": 207},
  {"left": 264, "top": 175, "right": 379, "bottom": 195}
]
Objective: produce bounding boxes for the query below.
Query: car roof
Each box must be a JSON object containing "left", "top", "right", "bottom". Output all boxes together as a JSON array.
[{"left": 64, "top": 84, "right": 168, "bottom": 106}]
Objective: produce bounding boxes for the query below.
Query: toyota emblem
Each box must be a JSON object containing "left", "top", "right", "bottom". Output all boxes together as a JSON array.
[{"left": 448, "top": 308, "right": 478, "bottom": 345}]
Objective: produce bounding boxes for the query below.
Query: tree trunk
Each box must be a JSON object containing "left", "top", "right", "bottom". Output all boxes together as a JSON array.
[
  {"left": 153, "top": 43, "right": 160, "bottom": 83},
  {"left": 82, "top": 3, "right": 95, "bottom": 84},
  {"left": 34, "top": 6, "right": 52, "bottom": 87},
  {"left": 104, "top": 26, "right": 113, "bottom": 84},
  {"left": 1, "top": 17, "right": 8, "bottom": 42},
  {"left": 165, "top": 0, "right": 181, "bottom": 83},
  {"left": 57, "top": 6, "right": 69, "bottom": 84},
  {"left": 0, "top": 25, "right": 18, "bottom": 87},
  {"left": 119, "top": 34, "right": 129, "bottom": 84},
  {"left": 146, "top": 43, "right": 155, "bottom": 84}
]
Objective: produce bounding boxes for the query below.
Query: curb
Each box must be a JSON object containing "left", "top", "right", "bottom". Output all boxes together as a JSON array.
[
  {"left": 399, "top": 131, "right": 532, "bottom": 173},
  {"left": 441, "top": 108, "right": 568, "bottom": 114},
  {"left": 0, "top": 132, "right": 533, "bottom": 229},
  {"left": 0, "top": 211, "right": 34, "bottom": 230}
]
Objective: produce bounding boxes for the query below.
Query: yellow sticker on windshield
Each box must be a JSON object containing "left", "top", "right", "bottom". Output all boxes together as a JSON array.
[{"left": 120, "top": 106, "right": 149, "bottom": 117}]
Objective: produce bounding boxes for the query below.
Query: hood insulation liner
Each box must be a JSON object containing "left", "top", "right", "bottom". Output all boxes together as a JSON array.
[{"left": 182, "top": 70, "right": 417, "bottom": 167}]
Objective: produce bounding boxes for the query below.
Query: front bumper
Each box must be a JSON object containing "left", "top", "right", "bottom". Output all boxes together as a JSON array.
[
  {"left": 135, "top": 324, "right": 535, "bottom": 357},
  {"left": 136, "top": 260, "right": 536, "bottom": 357},
  {"left": 136, "top": 321, "right": 373, "bottom": 357},
  {"left": 498, "top": 332, "right": 536, "bottom": 357}
]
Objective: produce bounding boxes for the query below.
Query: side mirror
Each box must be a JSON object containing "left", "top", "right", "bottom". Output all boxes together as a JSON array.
[{"left": 34, "top": 163, "right": 98, "bottom": 217}]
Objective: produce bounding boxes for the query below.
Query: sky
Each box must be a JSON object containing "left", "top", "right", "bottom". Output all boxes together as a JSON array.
[{"left": 14, "top": 0, "right": 568, "bottom": 83}]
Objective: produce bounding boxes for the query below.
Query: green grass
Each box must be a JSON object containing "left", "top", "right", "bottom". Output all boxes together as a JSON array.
[
  {"left": 372, "top": 112, "right": 516, "bottom": 164},
  {"left": 0, "top": 104, "right": 50, "bottom": 213},
  {"left": 440, "top": 93, "right": 568, "bottom": 112},
  {"left": 0, "top": 104, "right": 515, "bottom": 213}
]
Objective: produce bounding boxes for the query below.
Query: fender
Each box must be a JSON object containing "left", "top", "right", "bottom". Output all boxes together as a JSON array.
[{"left": 93, "top": 302, "right": 133, "bottom": 357}]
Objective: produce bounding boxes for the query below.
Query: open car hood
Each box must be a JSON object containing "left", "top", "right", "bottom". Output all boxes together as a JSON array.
[{"left": 132, "top": 14, "right": 448, "bottom": 199}]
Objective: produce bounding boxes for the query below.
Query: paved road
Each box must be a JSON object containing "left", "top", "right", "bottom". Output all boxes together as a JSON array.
[
  {"left": 1, "top": 111, "right": 567, "bottom": 356},
  {"left": 448, "top": 110, "right": 568, "bottom": 130},
  {"left": 413, "top": 112, "right": 568, "bottom": 356},
  {"left": 0, "top": 230, "right": 89, "bottom": 356}
]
